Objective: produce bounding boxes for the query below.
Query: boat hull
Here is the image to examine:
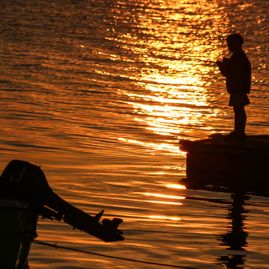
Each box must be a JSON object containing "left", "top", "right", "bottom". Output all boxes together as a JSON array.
[{"left": 0, "top": 200, "right": 36, "bottom": 269}]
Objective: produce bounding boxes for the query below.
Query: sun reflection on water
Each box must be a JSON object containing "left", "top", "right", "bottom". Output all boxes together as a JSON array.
[
  {"left": 117, "top": 37, "right": 222, "bottom": 154},
  {"left": 147, "top": 215, "right": 182, "bottom": 222},
  {"left": 146, "top": 200, "right": 183, "bottom": 206},
  {"left": 108, "top": 1, "right": 227, "bottom": 155},
  {"left": 138, "top": 191, "right": 185, "bottom": 206},
  {"left": 128, "top": 72, "right": 209, "bottom": 132},
  {"left": 165, "top": 183, "right": 186, "bottom": 190},
  {"left": 143, "top": 192, "right": 185, "bottom": 200},
  {"left": 118, "top": 137, "right": 182, "bottom": 155}
]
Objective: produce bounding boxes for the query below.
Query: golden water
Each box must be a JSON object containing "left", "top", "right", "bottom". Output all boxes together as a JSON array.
[{"left": 0, "top": 0, "right": 269, "bottom": 268}]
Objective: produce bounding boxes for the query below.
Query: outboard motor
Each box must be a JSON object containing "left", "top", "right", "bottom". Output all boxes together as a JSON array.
[{"left": 0, "top": 160, "right": 124, "bottom": 268}]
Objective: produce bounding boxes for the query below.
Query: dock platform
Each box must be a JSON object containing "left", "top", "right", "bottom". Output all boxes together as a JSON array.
[{"left": 179, "top": 134, "right": 269, "bottom": 193}]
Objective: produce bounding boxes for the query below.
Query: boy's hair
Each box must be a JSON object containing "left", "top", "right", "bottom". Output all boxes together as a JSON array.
[{"left": 226, "top": 33, "right": 244, "bottom": 47}]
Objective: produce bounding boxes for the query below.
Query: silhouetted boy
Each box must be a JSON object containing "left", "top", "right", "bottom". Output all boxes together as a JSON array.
[{"left": 217, "top": 33, "right": 251, "bottom": 139}]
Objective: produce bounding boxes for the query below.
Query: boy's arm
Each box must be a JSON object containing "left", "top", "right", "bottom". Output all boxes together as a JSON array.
[{"left": 216, "top": 58, "right": 230, "bottom": 76}]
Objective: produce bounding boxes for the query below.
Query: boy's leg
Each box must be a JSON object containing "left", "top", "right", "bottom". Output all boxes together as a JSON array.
[{"left": 233, "top": 105, "right": 246, "bottom": 135}]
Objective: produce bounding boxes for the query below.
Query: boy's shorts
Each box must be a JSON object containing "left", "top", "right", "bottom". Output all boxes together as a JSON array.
[{"left": 229, "top": 93, "right": 250, "bottom": 106}]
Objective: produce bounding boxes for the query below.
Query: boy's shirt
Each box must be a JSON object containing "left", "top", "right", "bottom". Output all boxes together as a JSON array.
[{"left": 218, "top": 50, "right": 251, "bottom": 94}]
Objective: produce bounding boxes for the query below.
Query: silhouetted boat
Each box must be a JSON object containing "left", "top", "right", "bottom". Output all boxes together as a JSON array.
[
  {"left": 0, "top": 199, "right": 35, "bottom": 269},
  {"left": 0, "top": 160, "right": 124, "bottom": 269},
  {"left": 179, "top": 134, "right": 269, "bottom": 194}
]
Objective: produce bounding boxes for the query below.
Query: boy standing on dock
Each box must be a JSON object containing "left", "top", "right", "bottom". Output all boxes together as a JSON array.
[{"left": 217, "top": 33, "right": 251, "bottom": 139}]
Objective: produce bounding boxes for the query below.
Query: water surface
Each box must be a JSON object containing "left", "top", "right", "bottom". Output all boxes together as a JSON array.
[{"left": 0, "top": 0, "right": 269, "bottom": 268}]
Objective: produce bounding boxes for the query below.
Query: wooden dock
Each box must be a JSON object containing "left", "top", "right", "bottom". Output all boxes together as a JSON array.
[{"left": 179, "top": 134, "right": 269, "bottom": 193}]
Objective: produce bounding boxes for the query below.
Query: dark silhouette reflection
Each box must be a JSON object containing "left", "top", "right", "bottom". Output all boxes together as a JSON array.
[{"left": 218, "top": 193, "right": 249, "bottom": 269}]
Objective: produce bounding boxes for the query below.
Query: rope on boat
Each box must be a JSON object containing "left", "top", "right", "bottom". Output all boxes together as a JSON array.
[{"left": 33, "top": 240, "right": 198, "bottom": 269}]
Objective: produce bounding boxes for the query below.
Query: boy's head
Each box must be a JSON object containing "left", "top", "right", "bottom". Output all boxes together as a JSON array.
[{"left": 226, "top": 33, "right": 244, "bottom": 52}]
